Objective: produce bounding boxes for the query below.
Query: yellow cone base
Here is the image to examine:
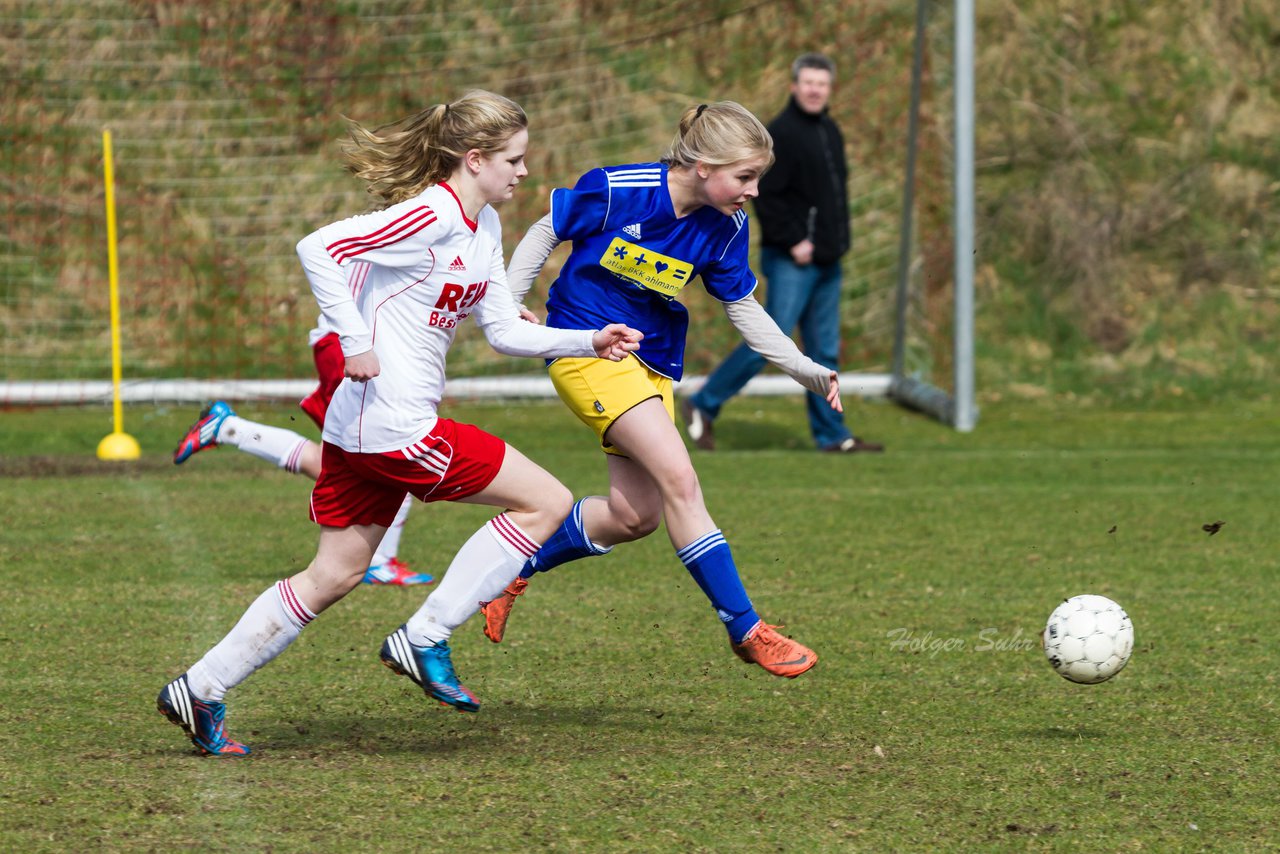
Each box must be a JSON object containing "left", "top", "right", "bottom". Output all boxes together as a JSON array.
[{"left": 97, "top": 431, "right": 141, "bottom": 461}]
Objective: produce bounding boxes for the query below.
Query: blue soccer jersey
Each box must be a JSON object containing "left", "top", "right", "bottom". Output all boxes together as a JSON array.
[{"left": 544, "top": 162, "right": 757, "bottom": 379}]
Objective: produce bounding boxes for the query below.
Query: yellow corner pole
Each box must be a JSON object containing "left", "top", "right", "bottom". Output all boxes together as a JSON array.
[{"left": 96, "top": 128, "right": 141, "bottom": 461}]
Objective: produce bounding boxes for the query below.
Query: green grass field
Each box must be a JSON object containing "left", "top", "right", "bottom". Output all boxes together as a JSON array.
[{"left": 1, "top": 396, "right": 1276, "bottom": 851}]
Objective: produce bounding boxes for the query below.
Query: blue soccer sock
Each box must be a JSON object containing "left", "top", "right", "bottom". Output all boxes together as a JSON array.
[
  {"left": 676, "top": 530, "right": 760, "bottom": 643},
  {"left": 520, "top": 497, "right": 612, "bottom": 578}
]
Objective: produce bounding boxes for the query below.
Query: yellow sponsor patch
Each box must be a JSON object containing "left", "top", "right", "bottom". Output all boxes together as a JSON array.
[{"left": 598, "top": 237, "right": 694, "bottom": 297}]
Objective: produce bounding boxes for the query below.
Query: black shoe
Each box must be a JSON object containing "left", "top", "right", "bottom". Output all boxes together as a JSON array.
[
  {"left": 821, "top": 437, "right": 884, "bottom": 453},
  {"left": 679, "top": 398, "right": 715, "bottom": 451}
]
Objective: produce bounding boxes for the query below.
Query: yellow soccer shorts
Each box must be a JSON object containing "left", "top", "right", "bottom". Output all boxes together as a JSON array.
[{"left": 548, "top": 356, "right": 675, "bottom": 456}]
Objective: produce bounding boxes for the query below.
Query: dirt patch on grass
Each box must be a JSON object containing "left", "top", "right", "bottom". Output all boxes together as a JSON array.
[{"left": 0, "top": 456, "right": 173, "bottom": 478}]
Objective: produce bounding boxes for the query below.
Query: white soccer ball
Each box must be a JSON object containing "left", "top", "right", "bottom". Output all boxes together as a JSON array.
[{"left": 1042, "top": 594, "right": 1134, "bottom": 684}]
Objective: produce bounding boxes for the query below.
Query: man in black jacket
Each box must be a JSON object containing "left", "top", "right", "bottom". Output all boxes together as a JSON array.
[{"left": 683, "top": 53, "right": 884, "bottom": 453}]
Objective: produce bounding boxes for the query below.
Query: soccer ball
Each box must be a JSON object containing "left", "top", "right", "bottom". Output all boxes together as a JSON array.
[{"left": 1042, "top": 594, "right": 1134, "bottom": 684}]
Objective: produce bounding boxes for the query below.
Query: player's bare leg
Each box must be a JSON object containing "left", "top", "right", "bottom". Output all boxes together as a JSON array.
[
  {"left": 606, "top": 399, "right": 817, "bottom": 677},
  {"left": 290, "top": 524, "right": 385, "bottom": 612}
]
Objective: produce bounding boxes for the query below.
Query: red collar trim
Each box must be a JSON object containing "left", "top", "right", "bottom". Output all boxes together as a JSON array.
[{"left": 438, "top": 181, "right": 477, "bottom": 232}]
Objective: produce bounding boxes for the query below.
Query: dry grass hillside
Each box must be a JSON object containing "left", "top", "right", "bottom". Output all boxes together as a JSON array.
[
  {"left": 2, "top": 0, "right": 1275, "bottom": 401},
  {"left": 974, "top": 0, "right": 1278, "bottom": 401}
]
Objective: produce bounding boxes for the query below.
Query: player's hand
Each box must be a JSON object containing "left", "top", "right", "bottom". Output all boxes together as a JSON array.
[
  {"left": 592, "top": 323, "right": 644, "bottom": 361},
  {"left": 517, "top": 306, "right": 541, "bottom": 324},
  {"left": 344, "top": 349, "right": 380, "bottom": 382},
  {"left": 825, "top": 371, "right": 844, "bottom": 413},
  {"left": 791, "top": 239, "right": 815, "bottom": 266}
]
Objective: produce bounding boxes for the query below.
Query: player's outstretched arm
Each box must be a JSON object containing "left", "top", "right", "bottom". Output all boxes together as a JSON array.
[
  {"left": 722, "top": 296, "right": 841, "bottom": 409},
  {"left": 507, "top": 213, "right": 561, "bottom": 312},
  {"left": 472, "top": 274, "right": 602, "bottom": 361}
]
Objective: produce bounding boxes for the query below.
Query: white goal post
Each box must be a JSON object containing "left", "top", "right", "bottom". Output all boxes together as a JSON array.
[{"left": 887, "top": 0, "right": 977, "bottom": 432}]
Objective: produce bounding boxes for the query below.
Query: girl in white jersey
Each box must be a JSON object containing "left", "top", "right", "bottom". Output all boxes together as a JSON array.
[
  {"left": 481, "top": 102, "right": 840, "bottom": 679},
  {"left": 156, "top": 91, "right": 642, "bottom": 756}
]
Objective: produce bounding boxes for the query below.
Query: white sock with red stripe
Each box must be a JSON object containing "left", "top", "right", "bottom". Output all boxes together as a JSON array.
[
  {"left": 404, "top": 513, "right": 540, "bottom": 646},
  {"left": 217, "top": 416, "right": 311, "bottom": 474},
  {"left": 370, "top": 494, "right": 413, "bottom": 566},
  {"left": 185, "top": 579, "right": 316, "bottom": 702}
]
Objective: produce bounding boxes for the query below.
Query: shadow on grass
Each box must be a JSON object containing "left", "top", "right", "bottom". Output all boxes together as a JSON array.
[
  {"left": 245, "top": 700, "right": 720, "bottom": 757},
  {"left": 692, "top": 420, "right": 811, "bottom": 452}
]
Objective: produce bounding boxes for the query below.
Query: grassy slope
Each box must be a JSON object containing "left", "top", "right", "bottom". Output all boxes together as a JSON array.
[
  {"left": 974, "top": 0, "right": 1280, "bottom": 400},
  {"left": 0, "top": 397, "right": 1276, "bottom": 850},
  {"left": 4, "top": 1, "right": 1276, "bottom": 399}
]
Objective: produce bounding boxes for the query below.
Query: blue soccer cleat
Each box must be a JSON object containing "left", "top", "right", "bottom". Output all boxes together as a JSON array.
[
  {"left": 362, "top": 557, "right": 434, "bottom": 586},
  {"left": 156, "top": 674, "right": 251, "bottom": 756},
  {"left": 380, "top": 625, "right": 480, "bottom": 712},
  {"left": 173, "top": 401, "right": 236, "bottom": 464}
]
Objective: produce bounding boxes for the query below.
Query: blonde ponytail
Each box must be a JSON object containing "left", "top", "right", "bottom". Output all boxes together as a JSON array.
[
  {"left": 340, "top": 90, "right": 527, "bottom": 206},
  {"left": 662, "top": 101, "right": 774, "bottom": 171}
]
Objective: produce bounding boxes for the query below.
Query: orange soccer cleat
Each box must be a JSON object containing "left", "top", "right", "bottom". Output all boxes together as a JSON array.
[
  {"left": 480, "top": 576, "right": 529, "bottom": 643},
  {"left": 731, "top": 621, "right": 818, "bottom": 678}
]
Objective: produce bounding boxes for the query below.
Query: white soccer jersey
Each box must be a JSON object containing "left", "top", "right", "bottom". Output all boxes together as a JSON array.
[
  {"left": 297, "top": 182, "right": 596, "bottom": 453},
  {"left": 305, "top": 316, "right": 333, "bottom": 347}
]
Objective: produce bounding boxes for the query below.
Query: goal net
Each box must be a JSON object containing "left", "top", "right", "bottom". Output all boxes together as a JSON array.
[{"left": 2, "top": 0, "right": 965, "bottom": 422}]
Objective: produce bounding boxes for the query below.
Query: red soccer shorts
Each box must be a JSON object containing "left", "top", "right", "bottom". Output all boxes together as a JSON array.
[
  {"left": 299, "top": 331, "right": 345, "bottom": 430},
  {"left": 309, "top": 418, "right": 507, "bottom": 528}
]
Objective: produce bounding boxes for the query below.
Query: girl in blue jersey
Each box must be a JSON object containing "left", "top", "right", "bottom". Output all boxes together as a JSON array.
[{"left": 486, "top": 102, "right": 842, "bottom": 678}]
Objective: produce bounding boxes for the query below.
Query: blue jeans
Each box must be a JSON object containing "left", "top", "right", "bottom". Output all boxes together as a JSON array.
[{"left": 691, "top": 246, "right": 852, "bottom": 449}]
